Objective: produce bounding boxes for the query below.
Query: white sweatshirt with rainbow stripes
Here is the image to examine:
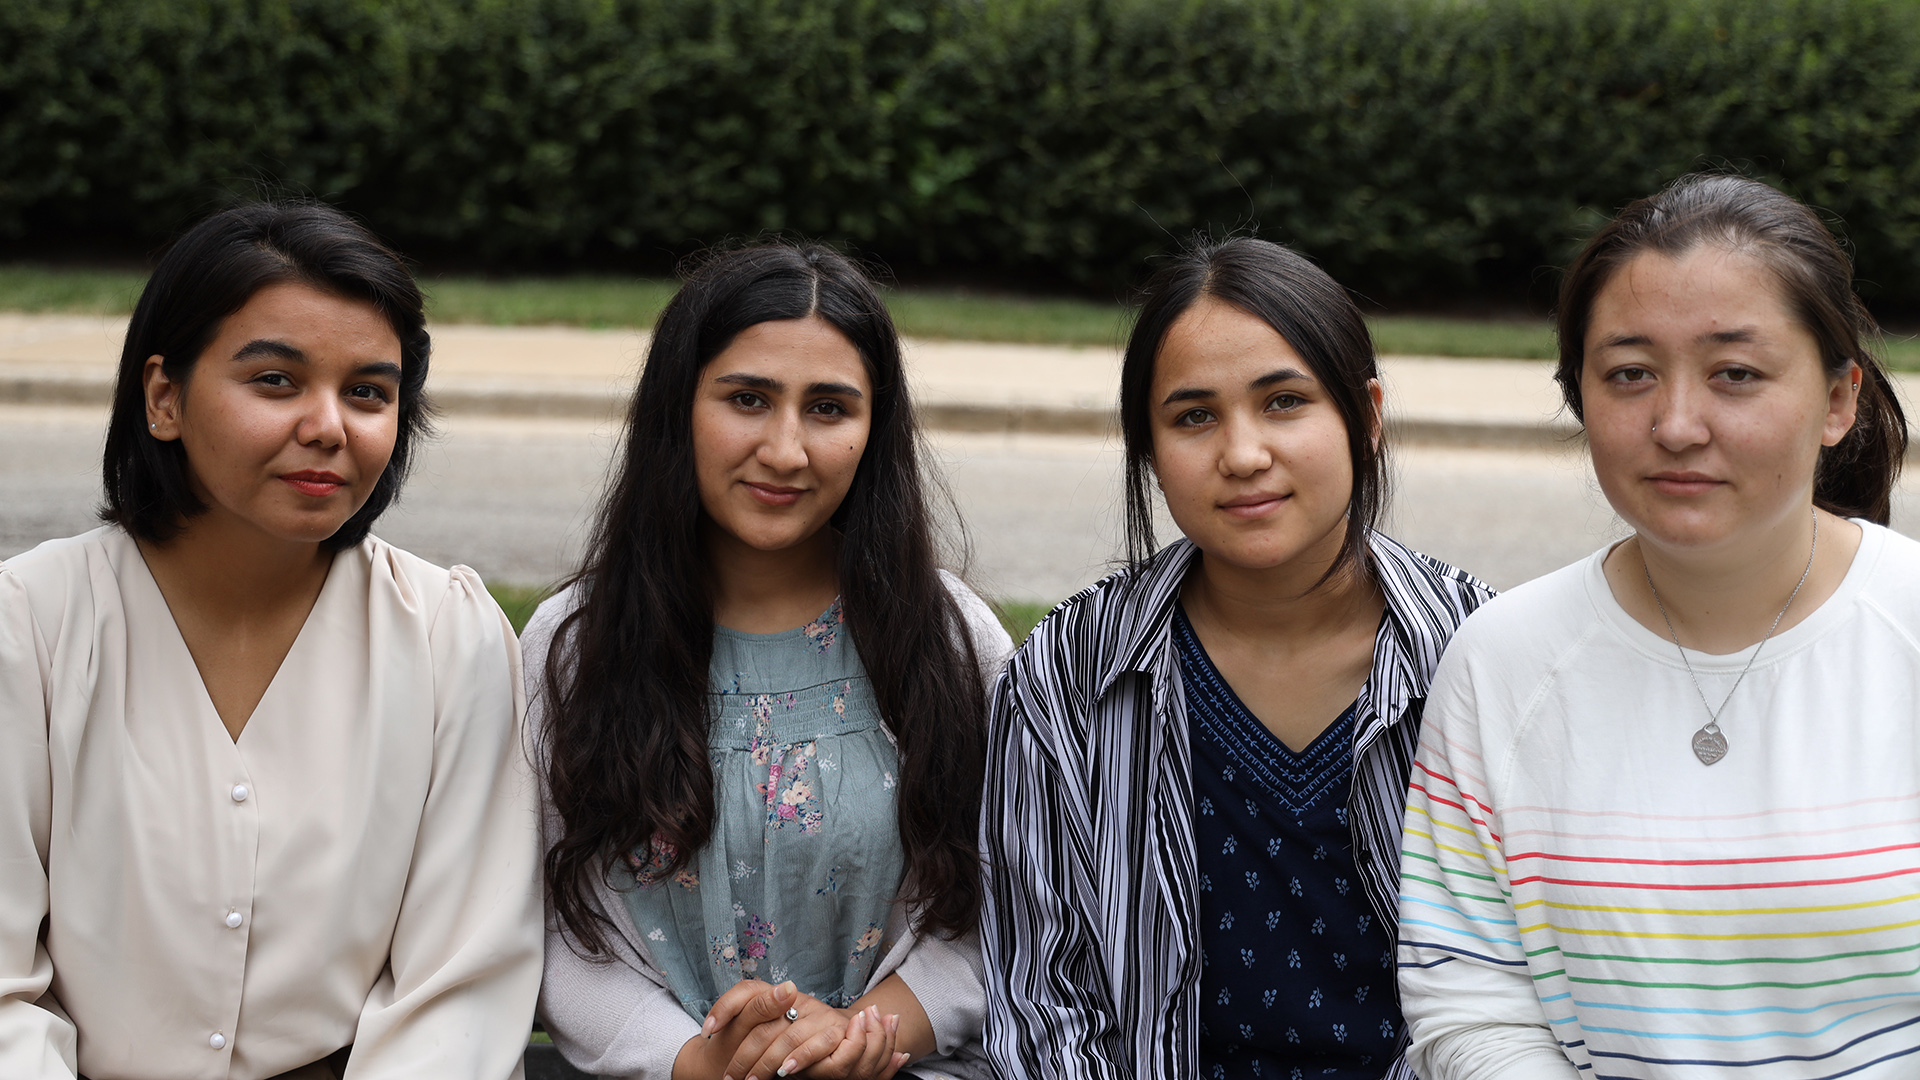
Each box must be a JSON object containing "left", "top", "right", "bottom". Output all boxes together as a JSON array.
[{"left": 1398, "top": 521, "right": 1920, "bottom": 1080}]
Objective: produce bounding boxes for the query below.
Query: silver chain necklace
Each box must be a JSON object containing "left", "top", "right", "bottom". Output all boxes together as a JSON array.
[{"left": 1641, "top": 509, "right": 1817, "bottom": 766}]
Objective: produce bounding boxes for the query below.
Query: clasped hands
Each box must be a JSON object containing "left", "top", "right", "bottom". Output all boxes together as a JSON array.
[{"left": 673, "top": 978, "right": 910, "bottom": 1080}]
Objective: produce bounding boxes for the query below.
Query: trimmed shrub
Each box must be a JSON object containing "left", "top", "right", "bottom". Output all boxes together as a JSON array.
[{"left": 4, "top": 0, "right": 1920, "bottom": 301}]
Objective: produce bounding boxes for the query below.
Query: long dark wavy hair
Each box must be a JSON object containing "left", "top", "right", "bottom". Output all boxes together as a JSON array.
[
  {"left": 542, "top": 242, "right": 988, "bottom": 954},
  {"left": 1557, "top": 173, "right": 1907, "bottom": 523}
]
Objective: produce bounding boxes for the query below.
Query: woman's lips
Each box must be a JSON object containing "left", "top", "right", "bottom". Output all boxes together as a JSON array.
[
  {"left": 280, "top": 470, "right": 346, "bottom": 498},
  {"left": 1648, "top": 471, "right": 1722, "bottom": 496},
  {"left": 1219, "top": 492, "right": 1290, "bottom": 519},
  {"left": 744, "top": 482, "right": 806, "bottom": 507}
]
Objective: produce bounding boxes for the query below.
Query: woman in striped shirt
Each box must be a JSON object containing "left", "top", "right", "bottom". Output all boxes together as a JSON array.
[
  {"left": 981, "top": 236, "right": 1492, "bottom": 1080},
  {"left": 1397, "top": 175, "right": 1918, "bottom": 1079}
]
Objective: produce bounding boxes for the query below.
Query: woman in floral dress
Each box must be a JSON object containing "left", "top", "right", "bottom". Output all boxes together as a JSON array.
[{"left": 526, "top": 242, "right": 1010, "bottom": 1080}]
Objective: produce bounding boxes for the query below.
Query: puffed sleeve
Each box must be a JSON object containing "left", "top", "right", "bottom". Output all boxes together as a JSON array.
[
  {"left": 1397, "top": 647, "right": 1577, "bottom": 1080},
  {"left": 520, "top": 589, "right": 701, "bottom": 1080},
  {"left": 345, "top": 567, "right": 544, "bottom": 1078},
  {"left": 938, "top": 570, "right": 1015, "bottom": 681},
  {"left": 0, "top": 567, "right": 78, "bottom": 1079}
]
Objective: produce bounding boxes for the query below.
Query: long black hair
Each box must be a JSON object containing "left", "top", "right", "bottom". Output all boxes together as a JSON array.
[
  {"left": 542, "top": 242, "right": 988, "bottom": 954},
  {"left": 101, "top": 200, "right": 432, "bottom": 549},
  {"left": 1556, "top": 173, "right": 1907, "bottom": 524},
  {"left": 1120, "top": 236, "right": 1387, "bottom": 579}
]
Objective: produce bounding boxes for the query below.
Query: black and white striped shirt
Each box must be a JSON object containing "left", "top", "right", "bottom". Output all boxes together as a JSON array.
[{"left": 980, "top": 533, "right": 1492, "bottom": 1080}]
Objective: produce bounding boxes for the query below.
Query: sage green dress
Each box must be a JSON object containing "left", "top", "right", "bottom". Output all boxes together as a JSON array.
[{"left": 619, "top": 600, "right": 908, "bottom": 1021}]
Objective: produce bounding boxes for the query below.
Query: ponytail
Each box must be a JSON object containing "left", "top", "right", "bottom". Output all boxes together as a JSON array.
[{"left": 1816, "top": 346, "right": 1906, "bottom": 524}]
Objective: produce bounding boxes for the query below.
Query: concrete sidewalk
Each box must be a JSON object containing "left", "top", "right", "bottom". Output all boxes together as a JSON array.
[{"left": 0, "top": 312, "right": 1582, "bottom": 448}]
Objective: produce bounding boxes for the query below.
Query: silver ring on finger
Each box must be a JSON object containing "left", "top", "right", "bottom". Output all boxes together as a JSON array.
[{"left": 785, "top": 1006, "right": 801, "bottom": 1022}]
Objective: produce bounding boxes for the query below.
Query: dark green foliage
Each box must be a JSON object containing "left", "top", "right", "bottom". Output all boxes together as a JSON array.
[{"left": 6, "top": 0, "right": 1920, "bottom": 301}]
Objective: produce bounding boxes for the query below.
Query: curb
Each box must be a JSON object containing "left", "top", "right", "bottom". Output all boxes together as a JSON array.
[
  {"left": 1386, "top": 416, "right": 1584, "bottom": 451},
  {"left": 0, "top": 370, "right": 1578, "bottom": 449},
  {"left": 0, "top": 372, "right": 107, "bottom": 408}
]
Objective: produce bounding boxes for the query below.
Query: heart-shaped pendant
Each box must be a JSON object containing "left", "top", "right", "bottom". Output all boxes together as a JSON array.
[{"left": 1691, "top": 724, "right": 1728, "bottom": 766}]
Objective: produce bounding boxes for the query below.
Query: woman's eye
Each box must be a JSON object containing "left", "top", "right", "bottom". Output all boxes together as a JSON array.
[
  {"left": 730, "top": 391, "right": 768, "bottom": 409},
  {"left": 1268, "top": 393, "right": 1305, "bottom": 411},
  {"left": 809, "top": 399, "right": 847, "bottom": 416},
  {"left": 1610, "top": 367, "right": 1652, "bottom": 384},
  {"left": 256, "top": 372, "right": 294, "bottom": 388},
  {"left": 348, "top": 384, "right": 392, "bottom": 402},
  {"left": 1175, "top": 407, "right": 1213, "bottom": 426},
  {"left": 1719, "top": 367, "right": 1759, "bottom": 384}
]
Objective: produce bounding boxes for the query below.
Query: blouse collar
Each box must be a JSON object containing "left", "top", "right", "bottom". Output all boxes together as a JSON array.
[{"left": 1093, "top": 532, "right": 1481, "bottom": 734}]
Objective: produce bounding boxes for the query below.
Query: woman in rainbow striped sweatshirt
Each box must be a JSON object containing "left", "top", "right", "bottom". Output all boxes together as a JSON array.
[{"left": 1396, "top": 172, "right": 1920, "bottom": 1080}]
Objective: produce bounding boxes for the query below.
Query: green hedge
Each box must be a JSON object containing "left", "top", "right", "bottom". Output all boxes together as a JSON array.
[{"left": 6, "top": 0, "right": 1920, "bottom": 301}]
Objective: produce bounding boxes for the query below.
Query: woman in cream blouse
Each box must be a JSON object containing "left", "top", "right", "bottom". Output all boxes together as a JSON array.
[{"left": 0, "top": 203, "right": 543, "bottom": 1079}]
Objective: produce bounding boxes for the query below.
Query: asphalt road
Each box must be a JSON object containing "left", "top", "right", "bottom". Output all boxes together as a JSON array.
[{"left": 6, "top": 405, "right": 1905, "bottom": 601}]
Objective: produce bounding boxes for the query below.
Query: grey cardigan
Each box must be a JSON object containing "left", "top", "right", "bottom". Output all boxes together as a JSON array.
[{"left": 522, "top": 574, "right": 1011, "bottom": 1080}]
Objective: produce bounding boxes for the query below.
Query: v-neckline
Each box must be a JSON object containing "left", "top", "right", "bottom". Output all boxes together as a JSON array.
[
  {"left": 1172, "top": 604, "right": 1355, "bottom": 761},
  {"left": 125, "top": 533, "right": 340, "bottom": 747}
]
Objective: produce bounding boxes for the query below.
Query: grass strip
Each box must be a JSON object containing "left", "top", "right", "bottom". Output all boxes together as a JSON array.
[
  {"left": 0, "top": 265, "right": 147, "bottom": 315},
  {"left": 12, "top": 265, "right": 1919, "bottom": 369}
]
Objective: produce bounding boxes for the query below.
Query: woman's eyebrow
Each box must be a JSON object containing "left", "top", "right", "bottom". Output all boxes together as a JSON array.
[
  {"left": 714, "top": 372, "right": 779, "bottom": 390},
  {"left": 1703, "top": 327, "right": 1761, "bottom": 344},
  {"left": 1250, "top": 367, "right": 1313, "bottom": 389},
  {"left": 232, "top": 339, "right": 305, "bottom": 363},
  {"left": 1595, "top": 333, "right": 1652, "bottom": 349},
  {"left": 806, "top": 381, "right": 864, "bottom": 398},
  {"left": 1161, "top": 386, "right": 1215, "bottom": 407}
]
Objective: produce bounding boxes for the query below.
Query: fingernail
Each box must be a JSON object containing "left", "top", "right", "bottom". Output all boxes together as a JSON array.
[
  {"left": 779, "top": 1059, "right": 797, "bottom": 1076},
  {"left": 888, "top": 1013, "right": 900, "bottom": 1034},
  {"left": 895, "top": 1052, "right": 910, "bottom": 1065},
  {"left": 702, "top": 1016, "right": 718, "bottom": 1036}
]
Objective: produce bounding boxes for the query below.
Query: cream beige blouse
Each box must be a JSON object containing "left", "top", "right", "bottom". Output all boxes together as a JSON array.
[{"left": 0, "top": 526, "right": 543, "bottom": 1080}]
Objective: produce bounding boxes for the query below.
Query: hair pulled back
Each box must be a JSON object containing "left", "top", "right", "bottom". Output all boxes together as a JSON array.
[
  {"left": 1120, "top": 236, "right": 1387, "bottom": 581},
  {"left": 541, "top": 242, "right": 988, "bottom": 955},
  {"left": 101, "top": 200, "right": 432, "bottom": 549},
  {"left": 1555, "top": 173, "right": 1907, "bottom": 524}
]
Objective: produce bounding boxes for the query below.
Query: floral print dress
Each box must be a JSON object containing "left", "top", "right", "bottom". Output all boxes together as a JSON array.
[{"left": 619, "top": 600, "right": 907, "bottom": 1022}]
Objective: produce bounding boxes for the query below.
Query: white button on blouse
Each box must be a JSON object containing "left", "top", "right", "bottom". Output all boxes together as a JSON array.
[{"left": 0, "top": 528, "right": 543, "bottom": 1080}]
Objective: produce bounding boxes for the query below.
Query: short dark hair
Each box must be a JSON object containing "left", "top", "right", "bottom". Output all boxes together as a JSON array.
[
  {"left": 1120, "top": 236, "right": 1387, "bottom": 582},
  {"left": 1556, "top": 173, "right": 1907, "bottom": 524},
  {"left": 100, "top": 201, "right": 432, "bottom": 550}
]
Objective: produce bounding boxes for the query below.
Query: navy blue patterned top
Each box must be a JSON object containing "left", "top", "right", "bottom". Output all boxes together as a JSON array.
[{"left": 1174, "top": 607, "right": 1402, "bottom": 1080}]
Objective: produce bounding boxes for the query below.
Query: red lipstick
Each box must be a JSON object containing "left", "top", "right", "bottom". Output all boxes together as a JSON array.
[{"left": 281, "top": 470, "right": 347, "bottom": 497}]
